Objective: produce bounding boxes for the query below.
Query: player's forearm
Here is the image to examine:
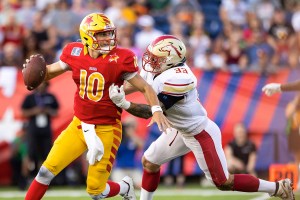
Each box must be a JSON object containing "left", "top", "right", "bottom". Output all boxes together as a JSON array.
[
  {"left": 281, "top": 80, "right": 300, "bottom": 92},
  {"left": 44, "top": 62, "right": 67, "bottom": 81},
  {"left": 126, "top": 103, "right": 152, "bottom": 119},
  {"left": 143, "top": 84, "right": 160, "bottom": 107}
]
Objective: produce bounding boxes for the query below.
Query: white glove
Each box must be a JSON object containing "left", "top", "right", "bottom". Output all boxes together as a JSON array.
[
  {"left": 262, "top": 83, "right": 281, "bottom": 96},
  {"left": 109, "top": 83, "right": 130, "bottom": 109},
  {"left": 81, "top": 122, "right": 104, "bottom": 165}
]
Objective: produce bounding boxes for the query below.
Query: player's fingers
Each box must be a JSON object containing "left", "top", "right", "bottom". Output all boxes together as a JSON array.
[
  {"left": 147, "top": 119, "right": 154, "bottom": 127},
  {"left": 109, "top": 84, "right": 114, "bottom": 93},
  {"left": 161, "top": 120, "right": 171, "bottom": 133},
  {"left": 165, "top": 128, "right": 173, "bottom": 134},
  {"left": 120, "top": 85, "right": 124, "bottom": 93},
  {"left": 266, "top": 91, "right": 272, "bottom": 97}
]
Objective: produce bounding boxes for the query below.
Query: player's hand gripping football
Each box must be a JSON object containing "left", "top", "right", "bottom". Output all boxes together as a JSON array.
[
  {"left": 22, "top": 54, "right": 47, "bottom": 91},
  {"left": 262, "top": 83, "right": 281, "bottom": 96},
  {"left": 81, "top": 122, "right": 104, "bottom": 165}
]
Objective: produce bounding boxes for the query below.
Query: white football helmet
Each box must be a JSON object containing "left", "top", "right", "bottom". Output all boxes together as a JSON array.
[{"left": 142, "top": 35, "right": 187, "bottom": 73}]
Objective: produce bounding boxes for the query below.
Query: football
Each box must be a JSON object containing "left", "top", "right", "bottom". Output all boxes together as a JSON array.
[{"left": 22, "top": 54, "right": 47, "bottom": 91}]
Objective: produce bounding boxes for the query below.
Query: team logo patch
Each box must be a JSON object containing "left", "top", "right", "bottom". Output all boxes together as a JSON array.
[
  {"left": 71, "top": 47, "right": 82, "bottom": 56},
  {"left": 109, "top": 53, "right": 119, "bottom": 63}
]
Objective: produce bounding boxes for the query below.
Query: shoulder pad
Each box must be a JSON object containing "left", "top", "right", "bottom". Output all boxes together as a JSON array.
[{"left": 161, "top": 72, "right": 196, "bottom": 96}]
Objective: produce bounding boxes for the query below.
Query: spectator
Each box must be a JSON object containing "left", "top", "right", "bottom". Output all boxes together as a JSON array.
[
  {"left": 224, "top": 26, "right": 248, "bottom": 72},
  {"left": 10, "top": 122, "right": 30, "bottom": 190},
  {"left": 225, "top": 123, "right": 257, "bottom": 176},
  {"left": 285, "top": 94, "right": 300, "bottom": 190},
  {"left": 135, "top": 15, "right": 163, "bottom": 52},
  {"left": 291, "top": 2, "right": 300, "bottom": 52},
  {"left": 189, "top": 23, "right": 211, "bottom": 68},
  {"left": 111, "top": 117, "right": 144, "bottom": 188},
  {"left": 244, "top": 29, "right": 275, "bottom": 75},
  {"left": 21, "top": 82, "right": 59, "bottom": 175},
  {"left": 16, "top": 0, "right": 37, "bottom": 30},
  {"left": 220, "top": 0, "right": 249, "bottom": 28},
  {"left": 47, "top": 0, "right": 79, "bottom": 49},
  {"left": 22, "top": 33, "right": 40, "bottom": 61},
  {"left": 169, "top": 0, "right": 201, "bottom": 35},
  {"left": 0, "top": 42, "right": 22, "bottom": 98},
  {"left": 267, "top": 9, "right": 297, "bottom": 68},
  {"left": 0, "top": 10, "right": 26, "bottom": 49},
  {"left": 104, "top": 0, "right": 137, "bottom": 26},
  {"left": 252, "top": 0, "right": 278, "bottom": 31},
  {"left": 30, "top": 11, "right": 57, "bottom": 62}
]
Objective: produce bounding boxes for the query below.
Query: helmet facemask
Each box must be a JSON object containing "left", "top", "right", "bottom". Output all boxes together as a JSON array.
[
  {"left": 142, "top": 49, "right": 168, "bottom": 73},
  {"left": 87, "top": 29, "right": 117, "bottom": 54}
]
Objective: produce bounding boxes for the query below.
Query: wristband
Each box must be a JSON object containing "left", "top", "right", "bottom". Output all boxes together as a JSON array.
[
  {"left": 151, "top": 105, "right": 162, "bottom": 114},
  {"left": 121, "top": 100, "right": 131, "bottom": 110}
]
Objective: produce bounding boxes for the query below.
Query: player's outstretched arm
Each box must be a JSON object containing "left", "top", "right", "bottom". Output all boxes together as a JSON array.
[
  {"left": 109, "top": 84, "right": 152, "bottom": 119},
  {"left": 44, "top": 61, "right": 69, "bottom": 81},
  {"left": 262, "top": 80, "right": 300, "bottom": 96},
  {"left": 127, "top": 74, "right": 171, "bottom": 132}
]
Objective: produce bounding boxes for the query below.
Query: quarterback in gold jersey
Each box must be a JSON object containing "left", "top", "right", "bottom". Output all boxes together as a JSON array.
[{"left": 24, "top": 13, "right": 170, "bottom": 200}]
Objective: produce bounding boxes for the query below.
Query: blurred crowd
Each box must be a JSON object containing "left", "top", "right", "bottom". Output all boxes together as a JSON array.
[{"left": 0, "top": 0, "right": 300, "bottom": 79}]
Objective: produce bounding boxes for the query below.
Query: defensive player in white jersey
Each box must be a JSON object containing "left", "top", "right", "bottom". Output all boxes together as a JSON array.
[{"left": 109, "top": 35, "right": 295, "bottom": 200}]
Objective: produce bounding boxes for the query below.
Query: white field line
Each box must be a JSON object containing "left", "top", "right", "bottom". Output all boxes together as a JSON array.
[
  {"left": 0, "top": 189, "right": 262, "bottom": 198},
  {"left": 249, "top": 193, "right": 270, "bottom": 200}
]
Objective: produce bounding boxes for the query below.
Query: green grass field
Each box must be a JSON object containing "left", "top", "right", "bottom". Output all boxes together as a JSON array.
[{"left": 0, "top": 186, "right": 299, "bottom": 200}]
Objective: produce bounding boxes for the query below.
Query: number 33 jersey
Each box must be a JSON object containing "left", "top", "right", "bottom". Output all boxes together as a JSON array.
[
  {"left": 60, "top": 42, "right": 138, "bottom": 125},
  {"left": 140, "top": 64, "right": 208, "bottom": 135}
]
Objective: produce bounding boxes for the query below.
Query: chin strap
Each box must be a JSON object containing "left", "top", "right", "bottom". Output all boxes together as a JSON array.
[{"left": 84, "top": 44, "right": 89, "bottom": 55}]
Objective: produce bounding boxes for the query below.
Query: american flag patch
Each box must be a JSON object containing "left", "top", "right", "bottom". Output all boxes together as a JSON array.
[{"left": 71, "top": 47, "right": 82, "bottom": 56}]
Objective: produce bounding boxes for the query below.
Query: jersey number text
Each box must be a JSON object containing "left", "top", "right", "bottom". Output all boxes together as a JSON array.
[{"left": 79, "top": 69, "right": 105, "bottom": 102}]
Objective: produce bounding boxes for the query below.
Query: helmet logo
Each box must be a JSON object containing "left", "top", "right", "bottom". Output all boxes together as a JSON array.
[
  {"left": 160, "top": 42, "right": 182, "bottom": 58},
  {"left": 98, "top": 13, "right": 111, "bottom": 26},
  {"left": 84, "top": 16, "right": 94, "bottom": 27}
]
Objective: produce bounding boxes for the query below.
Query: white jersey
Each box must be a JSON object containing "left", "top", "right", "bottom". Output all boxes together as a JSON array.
[{"left": 140, "top": 64, "right": 208, "bottom": 135}]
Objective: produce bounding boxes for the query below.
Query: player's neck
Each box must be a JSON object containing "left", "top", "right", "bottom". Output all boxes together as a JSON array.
[{"left": 88, "top": 49, "right": 102, "bottom": 59}]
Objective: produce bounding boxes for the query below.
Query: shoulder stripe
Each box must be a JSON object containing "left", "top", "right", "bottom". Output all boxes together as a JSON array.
[
  {"left": 161, "top": 91, "right": 185, "bottom": 96},
  {"left": 163, "top": 81, "right": 195, "bottom": 95},
  {"left": 164, "top": 82, "right": 194, "bottom": 86}
]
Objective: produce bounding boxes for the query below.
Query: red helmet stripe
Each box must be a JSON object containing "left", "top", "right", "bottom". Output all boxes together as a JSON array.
[{"left": 152, "top": 35, "right": 180, "bottom": 46}]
